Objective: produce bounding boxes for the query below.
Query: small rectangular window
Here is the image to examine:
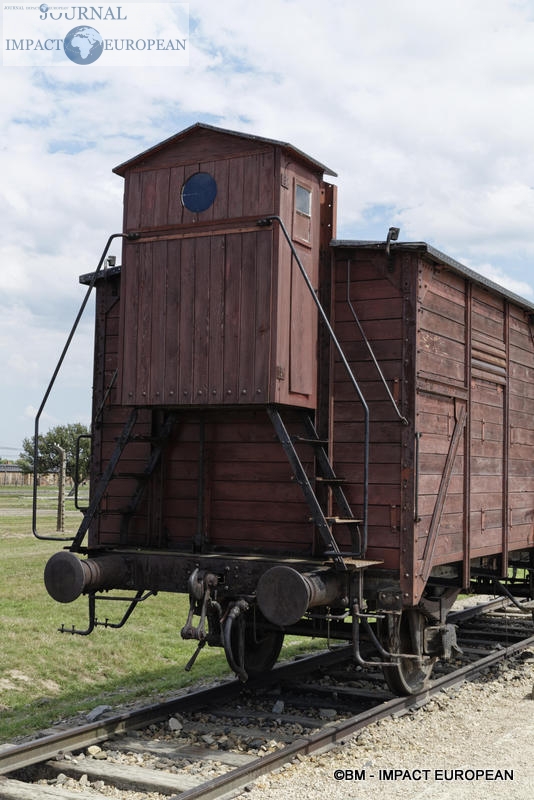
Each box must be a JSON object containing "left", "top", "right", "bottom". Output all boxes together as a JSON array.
[{"left": 295, "top": 184, "right": 312, "bottom": 217}]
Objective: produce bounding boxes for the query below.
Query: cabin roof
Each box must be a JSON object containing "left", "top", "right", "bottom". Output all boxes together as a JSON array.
[
  {"left": 112, "top": 122, "right": 337, "bottom": 178},
  {"left": 332, "top": 239, "right": 534, "bottom": 313}
]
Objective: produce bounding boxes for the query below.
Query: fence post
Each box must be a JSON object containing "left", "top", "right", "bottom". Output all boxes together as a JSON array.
[{"left": 55, "top": 445, "right": 66, "bottom": 532}]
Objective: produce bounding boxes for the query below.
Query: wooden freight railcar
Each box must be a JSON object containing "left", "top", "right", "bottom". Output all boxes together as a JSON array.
[{"left": 41, "top": 123, "right": 534, "bottom": 694}]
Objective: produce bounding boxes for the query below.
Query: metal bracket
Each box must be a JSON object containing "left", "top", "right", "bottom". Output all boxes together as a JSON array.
[
  {"left": 181, "top": 569, "right": 219, "bottom": 641},
  {"left": 58, "top": 589, "right": 153, "bottom": 637}
]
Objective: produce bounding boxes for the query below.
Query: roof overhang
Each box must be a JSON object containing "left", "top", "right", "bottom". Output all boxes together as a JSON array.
[
  {"left": 331, "top": 239, "right": 534, "bottom": 313},
  {"left": 113, "top": 121, "right": 337, "bottom": 178}
]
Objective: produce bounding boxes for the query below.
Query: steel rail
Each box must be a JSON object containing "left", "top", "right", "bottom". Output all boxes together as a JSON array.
[
  {"left": 0, "top": 647, "right": 351, "bottom": 776},
  {"left": 1, "top": 602, "right": 526, "bottom": 775},
  {"left": 447, "top": 595, "right": 523, "bottom": 624},
  {"left": 172, "top": 631, "right": 534, "bottom": 800},
  {"left": 3, "top": 631, "right": 533, "bottom": 797},
  {"left": 0, "top": 680, "right": 242, "bottom": 776}
]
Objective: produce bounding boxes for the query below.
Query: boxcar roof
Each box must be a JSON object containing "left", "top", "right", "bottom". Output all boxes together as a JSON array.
[
  {"left": 80, "top": 264, "right": 120, "bottom": 285},
  {"left": 332, "top": 239, "right": 534, "bottom": 313},
  {"left": 112, "top": 122, "right": 337, "bottom": 177}
]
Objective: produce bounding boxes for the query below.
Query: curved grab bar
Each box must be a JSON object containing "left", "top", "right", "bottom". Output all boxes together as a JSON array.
[{"left": 32, "top": 232, "right": 139, "bottom": 541}]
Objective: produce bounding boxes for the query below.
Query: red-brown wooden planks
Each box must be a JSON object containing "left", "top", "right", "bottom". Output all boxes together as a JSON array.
[{"left": 90, "top": 128, "right": 534, "bottom": 597}]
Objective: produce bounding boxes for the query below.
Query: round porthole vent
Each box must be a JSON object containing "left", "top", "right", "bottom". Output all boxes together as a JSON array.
[{"left": 181, "top": 172, "right": 217, "bottom": 213}]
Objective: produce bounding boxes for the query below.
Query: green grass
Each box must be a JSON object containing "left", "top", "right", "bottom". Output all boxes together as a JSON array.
[{"left": 0, "top": 487, "right": 322, "bottom": 742}]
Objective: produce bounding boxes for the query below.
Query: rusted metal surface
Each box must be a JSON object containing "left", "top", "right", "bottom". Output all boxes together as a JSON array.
[
  {"left": 44, "top": 550, "right": 325, "bottom": 601},
  {"left": 44, "top": 551, "right": 130, "bottom": 603},
  {"left": 256, "top": 566, "right": 349, "bottom": 626}
]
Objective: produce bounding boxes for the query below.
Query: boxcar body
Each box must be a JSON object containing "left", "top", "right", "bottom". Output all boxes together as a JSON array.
[{"left": 42, "top": 123, "right": 534, "bottom": 694}]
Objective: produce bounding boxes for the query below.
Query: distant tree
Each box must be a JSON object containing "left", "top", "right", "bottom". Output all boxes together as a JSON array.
[{"left": 19, "top": 423, "right": 91, "bottom": 485}]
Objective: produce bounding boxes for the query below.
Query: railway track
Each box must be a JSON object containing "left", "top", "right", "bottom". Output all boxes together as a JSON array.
[{"left": 1, "top": 599, "right": 533, "bottom": 800}]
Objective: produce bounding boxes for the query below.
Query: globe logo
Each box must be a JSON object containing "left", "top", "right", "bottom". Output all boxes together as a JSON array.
[
  {"left": 63, "top": 26, "right": 104, "bottom": 65},
  {"left": 40, "top": 4, "right": 49, "bottom": 12}
]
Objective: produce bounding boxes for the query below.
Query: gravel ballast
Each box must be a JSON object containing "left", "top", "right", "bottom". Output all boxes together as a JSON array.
[{"left": 236, "top": 653, "right": 534, "bottom": 800}]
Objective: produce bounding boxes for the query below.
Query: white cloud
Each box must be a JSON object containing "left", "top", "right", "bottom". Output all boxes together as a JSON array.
[
  {"left": 1, "top": 0, "right": 534, "bottom": 448},
  {"left": 473, "top": 262, "right": 534, "bottom": 299}
]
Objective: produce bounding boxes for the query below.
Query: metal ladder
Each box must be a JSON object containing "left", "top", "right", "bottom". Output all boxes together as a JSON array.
[
  {"left": 267, "top": 406, "right": 363, "bottom": 571},
  {"left": 70, "top": 409, "right": 176, "bottom": 551},
  {"left": 257, "top": 215, "right": 371, "bottom": 558}
]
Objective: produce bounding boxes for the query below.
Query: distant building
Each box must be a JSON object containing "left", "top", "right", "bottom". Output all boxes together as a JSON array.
[
  {"left": 0, "top": 463, "right": 31, "bottom": 486},
  {"left": 0, "top": 463, "right": 62, "bottom": 487}
]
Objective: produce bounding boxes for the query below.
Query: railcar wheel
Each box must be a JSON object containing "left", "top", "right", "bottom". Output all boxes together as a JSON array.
[
  {"left": 227, "top": 608, "right": 284, "bottom": 679},
  {"left": 379, "top": 609, "right": 435, "bottom": 696}
]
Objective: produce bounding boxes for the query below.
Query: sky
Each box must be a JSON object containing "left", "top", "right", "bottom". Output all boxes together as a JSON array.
[{"left": 1, "top": 0, "right": 534, "bottom": 458}]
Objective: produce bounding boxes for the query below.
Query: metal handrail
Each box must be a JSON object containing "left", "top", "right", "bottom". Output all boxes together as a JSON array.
[
  {"left": 257, "top": 215, "right": 369, "bottom": 556},
  {"left": 346, "top": 259, "right": 409, "bottom": 426},
  {"left": 74, "top": 433, "right": 92, "bottom": 512},
  {"left": 32, "top": 232, "right": 139, "bottom": 541}
]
